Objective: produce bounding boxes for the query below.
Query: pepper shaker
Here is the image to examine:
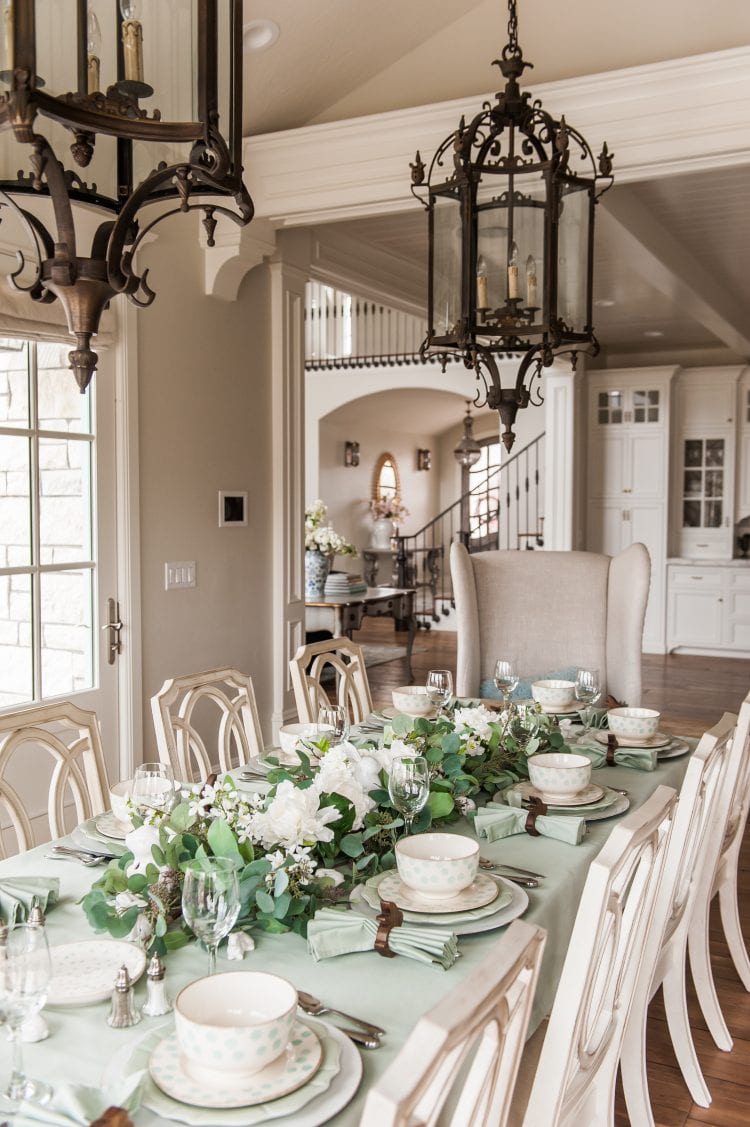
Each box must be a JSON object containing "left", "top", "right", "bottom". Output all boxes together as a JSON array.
[
  {"left": 141, "top": 953, "right": 172, "bottom": 1017},
  {"left": 107, "top": 965, "right": 141, "bottom": 1028},
  {"left": 27, "top": 898, "right": 46, "bottom": 928}
]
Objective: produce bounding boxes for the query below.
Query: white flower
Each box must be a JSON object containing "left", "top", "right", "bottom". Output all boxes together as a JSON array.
[
  {"left": 311, "top": 744, "right": 375, "bottom": 829},
  {"left": 316, "top": 867, "right": 345, "bottom": 886},
  {"left": 128, "top": 913, "right": 154, "bottom": 948},
  {"left": 250, "top": 780, "right": 341, "bottom": 850},
  {"left": 124, "top": 824, "right": 162, "bottom": 875},
  {"left": 114, "top": 890, "right": 148, "bottom": 914},
  {"left": 453, "top": 705, "right": 495, "bottom": 741},
  {"left": 455, "top": 796, "right": 477, "bottom": 816}
]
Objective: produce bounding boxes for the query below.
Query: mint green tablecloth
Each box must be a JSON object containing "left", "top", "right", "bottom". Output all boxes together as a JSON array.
[{"left": 0, "top": 750, "right": 694, "bottom": 1126}]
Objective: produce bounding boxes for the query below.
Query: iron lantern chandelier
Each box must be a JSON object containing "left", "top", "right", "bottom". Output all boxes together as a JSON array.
[
  {"left": 0, "top": 0, "right": 253, "bottom": 392},
  {"left": 411, "top": 0, "right": 614, "bottom": 451},
  {"left": 454, "top": 401, "right": 481, "bottom": 468}
]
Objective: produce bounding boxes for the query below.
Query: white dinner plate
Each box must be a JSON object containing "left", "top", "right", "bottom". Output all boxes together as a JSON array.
[
  {"left": 373, "top": 706, "right": 398, "bottom": 722},
  {"left": 357, "top": 872, "right": 528, "bottom": 935},
  {"left": 107, "top": 1016, "right": 362, "bottom": 1127},
  {"left": 150, "top": 1021, "right": 323, "bottom": 1109},
  {"left": 593, "top": 729, "right": 672, "bottom": 749},
  {"left": 375, "top": 870, "right": 499, "bottom": 913},
  {"left": 94, "top": 812, "right": 130, "bottom": 840},
  {"left": 47, "top": 939, "right": 147, "bottom": 1006},
  {"left": 496, "top": 783, "right": 624, "bottom": 818},
  {"left": 658, "top": 739, "right": 691, "bottom": 759},
  {"left": 584, "top": 793, "right": 630, "bottom": 821},
  {"left": 506, "top": 780, "right": 611, "bottom": 809}
]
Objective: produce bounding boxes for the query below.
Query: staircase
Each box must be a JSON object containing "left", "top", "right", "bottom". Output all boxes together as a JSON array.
[{"left": 392, "top": 433, "right": 545, "bottom": 627}]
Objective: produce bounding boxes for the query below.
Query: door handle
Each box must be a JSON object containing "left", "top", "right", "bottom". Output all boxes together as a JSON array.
[{"left": 101, "top": 597, "right": 123, "bottom": 665}]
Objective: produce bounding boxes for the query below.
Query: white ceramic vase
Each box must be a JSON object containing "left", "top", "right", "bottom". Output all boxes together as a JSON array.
[{"left": 371, "top": 517, "right": 395, "bottom": 550}]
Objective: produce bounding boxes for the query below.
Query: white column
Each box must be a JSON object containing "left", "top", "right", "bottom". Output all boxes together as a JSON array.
[
  {"left": 269, "top": 233, "right": 311, "bottom": 736},
  {"left": 543, "top": 362, "right": 582, "bottom": 551}
]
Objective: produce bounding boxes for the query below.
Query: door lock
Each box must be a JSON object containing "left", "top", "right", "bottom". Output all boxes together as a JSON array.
[{"left": 102, "top": 598, "right": 123, "bottom": 665}]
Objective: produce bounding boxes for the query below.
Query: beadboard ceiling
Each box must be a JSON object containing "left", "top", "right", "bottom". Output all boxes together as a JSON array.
[{"left": 242, "top": 0, "right": 750, "bottom": 366}]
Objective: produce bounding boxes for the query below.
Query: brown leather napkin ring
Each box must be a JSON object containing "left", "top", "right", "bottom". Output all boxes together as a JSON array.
[
  {"left": 91, "top": 1110, "right": 135, "bottom": 1127},
  {"left": 606, "top": 733, "right": 619, "bottom": 766},
  {"left": 524, "top": 796, "right": 548, "bottom": 836},
  {"left": 375, "top": 899, "right": 404, "bottom": 957}
]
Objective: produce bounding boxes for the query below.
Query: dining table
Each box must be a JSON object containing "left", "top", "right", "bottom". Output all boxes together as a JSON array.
[{"left": 0, "top": 745, "right": 696, "bottom": 1126}]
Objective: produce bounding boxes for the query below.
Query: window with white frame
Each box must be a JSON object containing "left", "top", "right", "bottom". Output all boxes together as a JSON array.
[{"left": 0, "top": 338, "right": 95, "bottom": 708}]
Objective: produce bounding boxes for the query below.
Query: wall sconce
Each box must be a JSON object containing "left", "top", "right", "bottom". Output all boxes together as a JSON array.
[
  {"left": 417, "top": 449, "right": 432, "bottom": 471},
  {"left": 344, "top": 441, "right": 360, "bottom": 467}
]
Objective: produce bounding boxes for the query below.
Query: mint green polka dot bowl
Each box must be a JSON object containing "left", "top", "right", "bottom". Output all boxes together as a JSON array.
[
  {"left": 175, "top": 971, "right": 297, "bottom": 1080},
  {"left": 396, "top": 832, "right": 479, "bottom": 900},
  {"left": 607, "top": 707, "right": 660, "bottom": 740},
  {"left": 528, "top": 752, "right": 592, "bottom": 800}
]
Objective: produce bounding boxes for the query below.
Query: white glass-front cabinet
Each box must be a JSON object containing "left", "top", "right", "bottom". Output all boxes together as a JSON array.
[{"left": 587, "top": 368, "right": 677, "bottom": 652}]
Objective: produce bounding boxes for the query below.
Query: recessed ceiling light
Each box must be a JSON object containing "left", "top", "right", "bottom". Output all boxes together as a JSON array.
[
  {"left": 594, "top": 298, "right": 616, "bottom": 308},
  {"left": 243, "top": 18, "right": 280, "bottom": 52},
  {"left": 644, "top": 330, "right": 664, "bottom": 338}
]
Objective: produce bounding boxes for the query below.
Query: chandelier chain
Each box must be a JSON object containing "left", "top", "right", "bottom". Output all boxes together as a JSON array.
[{"left": 506, "top": 0, "right": 519, "bottom": 56}]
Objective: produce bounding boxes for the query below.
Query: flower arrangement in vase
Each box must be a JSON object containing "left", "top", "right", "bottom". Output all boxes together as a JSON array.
[
  {"left": 369, "top": 495, "right": 409, "bottom": 550},
  {"left": 304, "top": 500, "right": 357, "bottom": 597}
]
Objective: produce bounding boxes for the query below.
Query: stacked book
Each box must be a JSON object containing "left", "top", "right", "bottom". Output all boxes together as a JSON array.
[{"left": 324, "top": 572, "right": 368, "bottom": 596}]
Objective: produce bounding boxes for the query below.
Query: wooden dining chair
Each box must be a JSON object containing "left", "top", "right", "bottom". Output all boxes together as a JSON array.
[
  {"left": 620, "top": 711, "right": 738, "bottom": 1122},
  {"left": 359, "top": 919, "right": 546, "bottom": 1127},
  {"left": 290, "top": 638, "right": 373, "bottom": 725},
  {"left": 519, "top": 784, "right": 678, "bottom": 1127},
  {"left": 0, "top": 701, "right": 109, "bottom": 856},
  {"left": 151, "top": 667, "right": 264, "bottom": 782},
  {"left": 687, "top": 698, "right": 750, "bottom": 1053}
]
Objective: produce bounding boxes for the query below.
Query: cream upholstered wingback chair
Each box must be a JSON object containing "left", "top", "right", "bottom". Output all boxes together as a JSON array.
[{"left": 450, "top": 541, "right": 650, "bottom": 706}]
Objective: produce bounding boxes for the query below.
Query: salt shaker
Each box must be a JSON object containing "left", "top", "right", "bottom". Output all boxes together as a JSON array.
[
  {"left": 107, "top": 965, "right": 141, "bottom": 1028},
  {"left": 141, "top": 953, "right": 171, "bottom": 1017},
  {"left": 27, "top": 898, "right": 46, "bottom": 928}
]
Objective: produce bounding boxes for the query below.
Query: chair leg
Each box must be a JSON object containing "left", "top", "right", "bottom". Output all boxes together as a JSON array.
[
  {"left": 688, "top": 896, "right": 733, "bottom": 1052},
  {"left": 620, "top": 996, "right": 656, "bottom": 1127},
  {"left": 718, "top": 868, "right": 750, "bottom": 991},
  {"left": 662, "top": 953, "right": 712, "bottom": 1107}
]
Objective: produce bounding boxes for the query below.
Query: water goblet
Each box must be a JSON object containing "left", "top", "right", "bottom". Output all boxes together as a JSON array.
[
  {"left": 131, "top": 761, "right": 176, "bottom": 821},
  {"left": 388, "top": 755, "right": 430, "bottom": 834},
  {"left": 317, "top": 705, "right": 349, "bottom": 745},
  {"left": 493, "top": 659, "right": 519, "bottom": 711},
  {"left": 3, "top": 924, "right": 53, "bottom": 1104},
  {"left": 425, "top": 669, "right": 453, "bottom": 717},
  {"left": 575, "top": 668, "right": 602, "bottom": 731},
  {"left": 181, "top": 859, "right": 241, "bottom": 976}
]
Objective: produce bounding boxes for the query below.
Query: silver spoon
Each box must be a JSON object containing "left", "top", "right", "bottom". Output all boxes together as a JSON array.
[
  {"left": 297, "top": 990, "right": 385, "bottom": 1038},
  {"left": 343, "top": 1028, "right": 381, "bottom": 1049}
]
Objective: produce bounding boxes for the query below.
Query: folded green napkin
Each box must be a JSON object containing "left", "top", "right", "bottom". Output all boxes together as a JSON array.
[
  {"left": 13, "top": 1073, "right": 143, "bottom": 1127},
  {"left": 474, "top": 801, "right": 586, "bottom": 845},
  {"left": 307, "top": 907, "right": 459, "bottom": 970},
  {"left": 0, "top": 876, "right": 59, "bottom": 925},
  {"left": 503, "top": 787, "right": 615, "bottom": 816},
  {"left": 573, "top": 737, "right": 657, "bottom": 771}
]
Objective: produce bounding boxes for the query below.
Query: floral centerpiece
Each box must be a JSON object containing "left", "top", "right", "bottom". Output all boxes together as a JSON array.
[
  {"left": 369, "top": 495, "right": 409, "bottom": 524},
  {"left": 304, "top": 499, "right": 357, "bottom": 597},
  {"left": 81, "top": 703, "right": 567, "bottom": 958}
]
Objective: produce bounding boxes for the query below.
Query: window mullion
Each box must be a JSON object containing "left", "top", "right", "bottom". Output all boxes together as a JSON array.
[{"left": 29, "top": 343, "right": 42, "bottom": 702}]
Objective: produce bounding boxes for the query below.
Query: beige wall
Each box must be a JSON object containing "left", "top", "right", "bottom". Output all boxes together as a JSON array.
[{"left": 136, "top": 221, "right": 274, "bottom": 755}]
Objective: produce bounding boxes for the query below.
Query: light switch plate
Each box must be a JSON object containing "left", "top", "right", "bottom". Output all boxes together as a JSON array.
[{"left": 165, "top": 561, "right": 196, "bottom": 590}]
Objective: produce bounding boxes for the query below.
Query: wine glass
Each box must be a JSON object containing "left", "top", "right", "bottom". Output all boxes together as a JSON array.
[
  {"left": 3, "top": 924, "right": 53, "bottom": 1104},
  {"left": 509, "top": 702, "right": 539, "bottom": 751},
  {"left": 575, "top": 668, "right": 602, "bottom": 731},
  {"left": 494, "top": 659, "right": 519, "bottom": 711},
  {"left": 388, "top": 755, "right": 430, "bottom": 834},
  {"left": 425, "top": 669, "right": 453, "bottom": 717},
  {"left": 317, "top": 705, "right": 349, "bottom": 745},
  {"left": 131, "top": 761, "right": 176, "bottom": 821},
  {"left": 181, "top": 860, "right": 241, "bottom": 976}
]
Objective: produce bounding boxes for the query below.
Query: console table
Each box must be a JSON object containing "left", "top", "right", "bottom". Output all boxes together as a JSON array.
[{"left": 305, "top": 586, "right": 417, "bottom": 679}]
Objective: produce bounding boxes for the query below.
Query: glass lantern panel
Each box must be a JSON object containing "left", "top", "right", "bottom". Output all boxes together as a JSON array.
[
  {"left": 431, "top": 193, "right": 462, "bottom": 338},
  {"left": 557, "top": 180, "right": 592, "bottom": 332},
  {"left": 476, "top": 175, "right": 545, "bottom": 315},
  {"left": 34, "top": 0, "right": 79, "bottom": 100}
]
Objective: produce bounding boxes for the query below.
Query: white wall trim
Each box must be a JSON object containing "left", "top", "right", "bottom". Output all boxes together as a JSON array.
[
  {"left": 114, "top": 302, "right": 143, "bottom": 780},
  {"left": 202, "top": 218, "right": 277, "bottom": 301},
  {"left": 244, "top": 47, "right": 750, "bottom": 227},
  {"left": 543, "top": 367, "right": 578, "bottom": 551}
]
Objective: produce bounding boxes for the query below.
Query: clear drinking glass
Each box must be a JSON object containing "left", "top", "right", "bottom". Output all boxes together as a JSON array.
[
  {"left": 3, "top": 924, "right": 53, "bottom": 1104},
  {"left": 493, "top": 659, "right": 519, "bottom": 710},
  {"left": 317, "top": 705, "right": 349, "bottom": 745},
  {"left": 509, "top": 702, "right": 539, "bottom": 751},
  {"left": 181, "top": 860, "right": 241, "bottom": 976},
  {"left": 425, "top": 669, "right": 454, "bottom": 717},
  {"left": 388, "top": 755, "right": 430, "bottom": 834},
  {"left": 131, "top": 761, "right": 176, "bottom": 820},
  {"left": 575, "top": 668, "right": 602, "bottom": 730}
]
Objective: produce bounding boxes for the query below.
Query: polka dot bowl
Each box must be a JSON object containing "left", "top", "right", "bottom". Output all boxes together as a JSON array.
[
  {"left": 175, "top": 971, "right": 297, "bottom": 1079},
  {"left": 528, "top": 752, "right": 592, "bottom": 800},
  {"left": 530, "top": 680, "right": 576, "bottom": 711},
  {"left": 392, "top": 686, "right": 436, "bottom": 718},
  {"left": 396, "top": 832, "right": 479, "bottom": 900},
  {"left": 607, "top": 707, "right": 660, "bottom": 740}
]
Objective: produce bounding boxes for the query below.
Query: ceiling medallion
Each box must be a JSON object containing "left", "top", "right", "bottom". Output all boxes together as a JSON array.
[{"left": 411, "top": 0, "right": 614, "bottom": 450}]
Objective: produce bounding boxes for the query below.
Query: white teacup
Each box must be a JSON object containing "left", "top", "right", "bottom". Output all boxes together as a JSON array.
[
  {"left": 175, "top": 971, "right": 297, "bottom": 1080},
  {"left": 528, "top": 752, "right": 592, "bottom": 800},
  {"left": 530, "top": 679, "right": 576, "bottom": 711},
  {"left": 392, "top": 686, "right": 435, "bottom": 718},
  {"left": 607, "top": 707, "right": 660, "bottom": 740},
  {"left": 396, "top": 833, "right": 479, "bottom": 900},
  {"left": 108, "top": 780, "right": 133, "bottom": 826}
]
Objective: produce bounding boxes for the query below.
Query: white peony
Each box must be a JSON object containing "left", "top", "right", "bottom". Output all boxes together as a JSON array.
[
  {"left": 311, "top": 744, "right": 376, "bottom": 829},
  {"left": 250, "top": 780, "right": 341, "bottom": 850},
  {"left": 453, "top": 705, "right": 496, "bottom": 742},
  {"left": 124, "top": 824, "right": 162, "bottom": 875}
]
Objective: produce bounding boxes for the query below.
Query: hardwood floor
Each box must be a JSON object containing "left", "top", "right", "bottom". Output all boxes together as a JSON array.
[{"left": 358, "top": 618, "right": 750, "bottom": 1127}]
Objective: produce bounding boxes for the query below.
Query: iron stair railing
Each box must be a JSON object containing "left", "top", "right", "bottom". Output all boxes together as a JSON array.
[{"left": 389, "top": 432, "right": 545, "bottom": 626}]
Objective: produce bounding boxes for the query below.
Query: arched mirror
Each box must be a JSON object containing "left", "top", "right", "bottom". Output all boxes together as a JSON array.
[{"left": 372, "top": 452, "right": 401, "bottom": 503}]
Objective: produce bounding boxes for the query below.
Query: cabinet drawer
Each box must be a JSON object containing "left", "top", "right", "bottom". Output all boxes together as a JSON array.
[{"left": 668, "top": 568, "right": 724, "bottom": 591}]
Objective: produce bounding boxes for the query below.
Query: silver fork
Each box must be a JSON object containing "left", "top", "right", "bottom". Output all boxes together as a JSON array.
[
  {"left": 297, "top": 990, "right": 385, "bottom": 1039},
  {"left": 48, "top": 848, "right": 100, "bottom": 867}
]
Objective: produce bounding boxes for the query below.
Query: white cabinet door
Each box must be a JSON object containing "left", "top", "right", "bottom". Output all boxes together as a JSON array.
[{"left": 668, "top": 588, "right": 723, "bottom": 647}]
